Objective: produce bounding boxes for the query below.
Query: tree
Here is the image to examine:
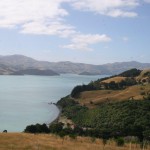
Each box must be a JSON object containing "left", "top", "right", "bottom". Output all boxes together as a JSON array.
[
  {"left": 49, "top": 122, "right": 64, "bottom": 133},
  {"left": 116, "top": 137, "right": 125, "bottom": 146},
  {"left": 24, "top": 125, "right": 37, "bottom": 133}
]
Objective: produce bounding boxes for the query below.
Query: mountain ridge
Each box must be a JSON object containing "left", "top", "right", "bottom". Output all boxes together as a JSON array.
[{"left": 0, "top": 54, "right": 150, "bottom": 75}]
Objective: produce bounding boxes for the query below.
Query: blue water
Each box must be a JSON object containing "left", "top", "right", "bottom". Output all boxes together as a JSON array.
[{"left": 0, "top": 74, "right": 106, "bottom": 132}]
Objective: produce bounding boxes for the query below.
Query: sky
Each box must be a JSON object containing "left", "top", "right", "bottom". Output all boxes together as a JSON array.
[{"left": 0, "top": 0, "right": 150, "bottom": 65}]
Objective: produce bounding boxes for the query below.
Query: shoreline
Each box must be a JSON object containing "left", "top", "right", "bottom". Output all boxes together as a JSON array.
[{"left": 47, "top": 102, "right": 62, "bottom": 125}]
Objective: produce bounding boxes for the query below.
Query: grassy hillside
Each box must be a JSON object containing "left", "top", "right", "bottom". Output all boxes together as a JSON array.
[
  {"left": 78, "top": 84, "right": 150, "bottom": 108},
  {"left": 56, "top": 69, "right": 150, "bottom": 141},
  {"left": 71, "top": 69, "right": 150, "bottom": 107},
  {"left": 0, "top": 133, "right": 149, "bottom": 150}
]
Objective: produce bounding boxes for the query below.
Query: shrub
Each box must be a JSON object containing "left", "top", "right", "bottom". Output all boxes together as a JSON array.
[
  {"left": 103, "top": 138, "right": 107, "bottom": 145},
  {"left": 24, "top": 124, "right": 50, "bottom": 133},
  {"left": 49, "top": 122, "right": 64, "bottom": 133},
  {"left": 116, "top": 137, "right": 125, "bottom": 146},
  {"left": 69, "top": 134, "right": 77, "bottom": 140}
]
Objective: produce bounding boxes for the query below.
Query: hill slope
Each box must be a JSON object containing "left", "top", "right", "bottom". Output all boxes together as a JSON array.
[{"left": 78, "top": 84, "right": 150, "bottom": 107}]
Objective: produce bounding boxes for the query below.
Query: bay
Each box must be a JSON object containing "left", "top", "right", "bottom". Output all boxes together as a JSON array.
[{"left": 0, "top": 74, "right": 106, "bottom": 132}]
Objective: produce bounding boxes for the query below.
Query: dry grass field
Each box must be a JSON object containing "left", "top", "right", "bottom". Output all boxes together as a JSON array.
[
  {"left": 78, "top": 84, "right": 150, "bottom": 108},
  {"left": 0, "top": 133, "right": 149, "bottom": 150},
  {"left": 102, "top": 77, "right": 126, "bottom": 83}
]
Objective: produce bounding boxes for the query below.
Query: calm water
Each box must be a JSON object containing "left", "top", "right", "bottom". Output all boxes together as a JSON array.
[{"left": 0, "top": 74, "right": 106, "bottom": 132}]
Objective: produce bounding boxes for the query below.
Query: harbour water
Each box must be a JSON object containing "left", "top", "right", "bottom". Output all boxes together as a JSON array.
[{"left": 0, "top": 74, "right": 106, "bottom": 132}]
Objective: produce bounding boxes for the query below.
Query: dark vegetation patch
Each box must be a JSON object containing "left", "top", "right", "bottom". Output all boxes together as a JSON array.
[
  {"left": 57, "top": 96, "right": 150, "bottom": 141},
  {"left": 118, "top": 68, "right": 141, "bottom": 77}
]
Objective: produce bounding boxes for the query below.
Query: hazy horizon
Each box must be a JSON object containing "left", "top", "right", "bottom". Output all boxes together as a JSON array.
[{"left": 0, "top": 54, "right": 150, "bottom": 65}]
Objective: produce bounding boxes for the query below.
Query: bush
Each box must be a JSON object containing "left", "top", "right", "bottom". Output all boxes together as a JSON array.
[
  {"left": 58, "top": 130, "right": 66, "bottom": 138},
  {"left": 69, "top": 134, "right": 77, "bottom": 140},
  {"left": 103, "top": 139, "right": 107, "bottom": 145},
  {"left": 116, "top": 137, "right": 125, "bottom": 146},
  {"left": 49, "top": 122, "right": 64, "bottom": 133},
  {"left": 24, "top": 123, "right": 50, "bottom": 133}
]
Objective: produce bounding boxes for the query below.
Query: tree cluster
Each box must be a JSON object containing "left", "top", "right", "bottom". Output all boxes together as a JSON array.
[
  {"left": 71, "top": 77, "right": 137, "bottom": 97},
  {"left": 102, "top": 77, "right": 137, "bottom": 90},
  {"left": 119, "top": 68, "right": 141, "bottom": 77},
  {"left": 24, "top": 123, "right": 49, "bottom": 133}
]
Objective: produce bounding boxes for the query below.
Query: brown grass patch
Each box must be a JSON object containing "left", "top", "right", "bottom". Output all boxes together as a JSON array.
[
  {"left": 136, "top": 69, "right": 150, "bottom": 81},
  {"left": 78, "top": 84, "right": 150, "bottom": 108},
  {"left": 101, "top": 77, "right": 126, "bottom": 83},
  {"left": 0, "top": 133, "right": 149, "bottom": 150}
]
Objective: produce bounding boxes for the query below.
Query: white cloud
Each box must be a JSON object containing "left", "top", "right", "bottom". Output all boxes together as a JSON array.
[
  {"left": 72, "top": 34, "right": 111, "bottom": 44},
  {"left": 107, "top": 9, "right": 137, "bottom": 18},
  {"left": 62, "top": 34, "right": 111, "bottom": 51},
  {"left": 0, "top": 0, "right": 140, "bottom": 34},
  {"left": 0, "top": 0, "right": 143, "bottom": 34},
  {"left": 21, "top": 21, "right": 76, "bottom": 38},
  {"left": 71, "top": 0, "right": 139, "bottom": 17},
  {"left": 0, "top": 0, "right": 73, "bottom": 37},
  {"left": 0, "top": 0, "right": 145, "bottom": 51},
  {"left": 62, "top": 43, "right": 93, "bottom": 51}
]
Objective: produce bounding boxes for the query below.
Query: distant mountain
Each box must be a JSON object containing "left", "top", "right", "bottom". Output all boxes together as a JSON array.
[
  {"left": 0, "top": 54, "right": 150, "bottom": 75},
  {"left": 102, "top": 61, "right": 150, "bottom": 74},
  {"left": 11, "top": 69, "right": 59, "bottom": 76}
]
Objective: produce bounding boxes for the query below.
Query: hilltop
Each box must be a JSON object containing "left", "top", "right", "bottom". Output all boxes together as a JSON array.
[{"left": 0, "top": 54, "right": 150, "bottom": 75}]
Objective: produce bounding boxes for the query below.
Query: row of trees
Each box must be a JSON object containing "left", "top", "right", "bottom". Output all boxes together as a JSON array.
[
  {"left": 24, "top": 122, "right": 149, "bottom": 142},
  {"left": 71, "top": 77, "right": 137, "bottom": 98},
  {"left": 101, "top": 77, "right": 137, "bottom": 90},
  {"left": 24, "top": 122, "right": 87, "bottom": 139},
  {"left": 71, "top": 84, "right": 97, "bottom": 98}
]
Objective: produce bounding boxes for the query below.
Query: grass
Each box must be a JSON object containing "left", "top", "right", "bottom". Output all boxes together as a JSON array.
[
  {"left": 0, "top": 133, "right": 149, "bottom": 150},
  {"left": 78, "top": 84, "right": 150, "bottom": 108},
  {"left": 102, "top": 76, "right": 126, "bottom": 83},
  {"left": 136, "top": 69, "right": 150, "bottom": 80}
]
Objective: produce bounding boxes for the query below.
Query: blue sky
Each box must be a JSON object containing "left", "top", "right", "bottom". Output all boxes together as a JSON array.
[{"left": 0, "top": 0, "right": 150, "bottom": 64}]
